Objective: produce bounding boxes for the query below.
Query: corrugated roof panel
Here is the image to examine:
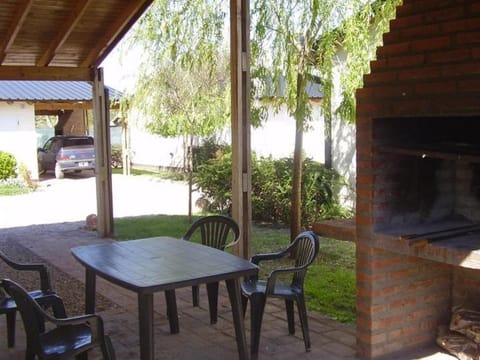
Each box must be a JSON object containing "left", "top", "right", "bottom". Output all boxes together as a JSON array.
[{"left": 0, "top": 81, "right": 122, "bottom": 101}]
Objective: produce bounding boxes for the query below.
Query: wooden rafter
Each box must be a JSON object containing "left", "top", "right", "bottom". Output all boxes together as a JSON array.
[
  {"left": 35, "top": 102, "right": 91, "bottom": 111},
  {"left": 82, "top": 1, "right": 152, "bottom": 67},
  {"left": 34, "top": 109, "right": 65, "bottom": 116},
  {"left": 35, "top": 101, "right": 119, "bottom": 111},
  {"left": 0, "top": 0, "right": 33, "bottom": 65},
  {"left": 36, "top": 0, "right": 93, "bottom": 67},
  {"left": 0, "top": 1, "right": 154, "bottom": 69},
  {"left": 0, "top": 66, "right": 94, "bottom": 81}
]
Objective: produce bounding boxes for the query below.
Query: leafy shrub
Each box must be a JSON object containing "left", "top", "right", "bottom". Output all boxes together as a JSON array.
[
  {"left": 251, "top": 155, "right": 292, "bottom": 224},
  {"left": 300, "top": 158, "right": 351, "bottom": 224},
  {"left": 193, "top": 152, "right": 233, "bottom": 214},
  {"left": 0, "top": 151, "right": 16, "bottom": 180},
  {"left": 17, "top": 163, "right": 37, "bottom": 190},
  {"left": 111, "top": 145, "right": 122, "bottom": 168},
  {"left": 192, "top": 136, "right": 229, "bottom": 171},
  {"left": 194, "top": 151, "right": 352, "bottom": 226}
]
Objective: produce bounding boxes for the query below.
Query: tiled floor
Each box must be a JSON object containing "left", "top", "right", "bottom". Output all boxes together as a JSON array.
[{"left": 0, "top": 222, "right": 455, "bottom": 359}]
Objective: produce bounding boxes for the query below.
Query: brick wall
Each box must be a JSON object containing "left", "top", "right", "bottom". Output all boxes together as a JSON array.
[
  {"left": 62, "top": 109, "right": 87, "bottom": 135},
  {"left": 453, "top": 267, "right": 480, "bottom": 306},
  {"left": 355, "top": 0, "right": 480, "bottom": 358},
  {"left": 356, "top": 244, "right": 452, "bottom": 359}
]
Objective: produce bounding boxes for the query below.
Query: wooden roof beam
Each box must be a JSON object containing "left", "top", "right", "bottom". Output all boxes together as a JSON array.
[
  {"left": 35, "top": 101, "right": 119, "bottom": 111},
  {"left": 0, "top": 0, "right": 33, "bottom": 64},
  {"left": 35, "top": 102, "right": 92, "bottom": 111},
  {"left": 82, "top": 0, "right": 153, "bottom": 67},
  {"left": 36, "top": 0, "right": 93, "bottom": 67},
  {"left": 0, "top": 66, "right": 95, "bottom": 81}
]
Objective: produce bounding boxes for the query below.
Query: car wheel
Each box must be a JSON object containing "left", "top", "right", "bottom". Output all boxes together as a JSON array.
[{"left": 55, "top": 163, "right": 64, "bottom": 179}]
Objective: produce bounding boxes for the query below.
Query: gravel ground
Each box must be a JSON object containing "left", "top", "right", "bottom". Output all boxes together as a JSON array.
[{"left": 0, "top": 238, "right": 117, "bottom": 315}]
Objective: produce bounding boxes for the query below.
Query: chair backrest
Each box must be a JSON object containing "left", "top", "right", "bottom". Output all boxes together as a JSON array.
[
  {"left": 182, "top": 215, "right": 240, "bottom": 250},
  {"left": 2, "top": 279, "right": 44, "bottom": 352},
  {"left": 0, "top": 250, "right": 25, "bottom": 274},
  {"left": 289, "top": 231, "right": 320, "bottom": 288},
  {"left": 0, "top": 249, "right": 51, "bottom": 293}
]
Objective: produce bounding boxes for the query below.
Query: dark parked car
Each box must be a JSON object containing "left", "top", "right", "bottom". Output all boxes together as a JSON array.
[{"left": 37, "top": 135, "right": 95, "bottom": 179}]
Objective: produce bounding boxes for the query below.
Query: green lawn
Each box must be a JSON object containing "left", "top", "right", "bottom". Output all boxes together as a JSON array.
[
  {"left": 0, "top": 182, "right": 31, "bottom": 196},
  {"left": 114, "top": 214, "right": 356, "bottom": 323}
]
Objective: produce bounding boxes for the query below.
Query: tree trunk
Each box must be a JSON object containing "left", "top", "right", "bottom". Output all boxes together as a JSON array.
[
  {"left": 290, "top": 120, "right": 304, "bottom": 241},
  {"left": 324, "top": 114, "right": 332, "bottom": 169},
  {"left": 290, "top": 72, "right": 306, "bottom": 242},
  {"left": 188, "top": 134, "right": 193, "bottom": 224}
]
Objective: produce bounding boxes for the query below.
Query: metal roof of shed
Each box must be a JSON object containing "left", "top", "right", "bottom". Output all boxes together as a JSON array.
[{"left": 0, "top": 81, "right": 122, "bottom": 102}]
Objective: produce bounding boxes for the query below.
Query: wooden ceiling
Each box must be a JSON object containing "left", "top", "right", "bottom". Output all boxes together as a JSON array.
[{"left": 0, "top": 0, "right": 153, "bottom": 81}]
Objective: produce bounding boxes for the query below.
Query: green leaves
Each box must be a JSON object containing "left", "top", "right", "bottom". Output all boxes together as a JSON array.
[
  {"left": 193, "top": 152, "right": 352, "bottom": 225},
  {"left": 136, "top": 1, "right": 226, "bottom": 68},
  {"left": 0, "top": 151, "right": 16, "bottom": 181},
  {"left": 128, "top": 0, "right": 229, "bottom": 142},
  {"left": 251, "top": 0, "right": 400, "bottom": 125}
]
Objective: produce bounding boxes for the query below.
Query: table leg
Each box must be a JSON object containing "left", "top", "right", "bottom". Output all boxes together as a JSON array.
[
  {"left": 165, "top": 290, "right": 179, "bottom": 334},
  {"left": 226, "top": 278, "right": 250, "bottom": 360},
  {"left": 85, "top": 268, "right": 96, "bottom": 314},
  {"left": 138, "top": 293, "right": 154, "bottom": 360}
]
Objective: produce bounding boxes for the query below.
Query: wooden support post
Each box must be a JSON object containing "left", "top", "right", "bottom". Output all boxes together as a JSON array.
[
  {"left": 93, "top": 67, "right": 114, "bottom": 237},
  {"left": 230, "top": 0, "right": 251, "bottom": 260}
]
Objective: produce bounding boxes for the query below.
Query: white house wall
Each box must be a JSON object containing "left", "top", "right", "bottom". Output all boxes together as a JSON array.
[
  {"left": 332, "top": 116, "right": 356, "bottom": 207},
  {"left": 0, "top": 102, "right": 38, "bottom": 180},
  {"left": 331, "top": 49, "right": 356, "bottom": 208},
  {"left": 251, "top": 103, "right": 325, "bottom": 162},
  {"left": 129, "top": 126, "right": 186, "bottom": 169},
  {"left": 128, "top": 104, "right": 325, "bottom": 168},
  {"left": 127, "top": 98, "right": 356, "bottom": 210}
]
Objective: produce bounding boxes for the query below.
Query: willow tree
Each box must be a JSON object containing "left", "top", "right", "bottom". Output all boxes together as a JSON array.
[
  {"left": 127, "top": 1, "right": 229, "bottom": 220},
  {"left": 251, "top": 0, "right": 399, "bottom": 240}
]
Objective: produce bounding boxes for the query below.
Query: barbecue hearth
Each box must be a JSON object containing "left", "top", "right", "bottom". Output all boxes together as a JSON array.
[
  {"left": 372, "top": 116, "right": 480, "bottom": 256},
  {"left": 354, "top": 0, "right": 480, "bottom": 358}
]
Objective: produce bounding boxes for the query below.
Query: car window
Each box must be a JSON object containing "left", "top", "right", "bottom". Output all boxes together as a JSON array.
[
  {"left": 63, "top": 138, "right": 94, "bottom": 147},
  {"left": 43, "top": 138, "right": 54, "bottom": 150},
  {"left": 52, "top": 139, "right": 62, "bottom": 152}
]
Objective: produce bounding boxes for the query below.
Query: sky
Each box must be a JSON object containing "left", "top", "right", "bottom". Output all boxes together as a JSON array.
[{"left": 101, "top": 45, "right": 139, "bottom": 93}]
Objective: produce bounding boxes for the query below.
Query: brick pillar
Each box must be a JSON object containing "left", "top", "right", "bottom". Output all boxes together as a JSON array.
[
  {"left": 355, "top": 0, "right": 480, "bottom": 357},
  {"left": 356, "top": 244, "right": 452, "bottom": 359}
]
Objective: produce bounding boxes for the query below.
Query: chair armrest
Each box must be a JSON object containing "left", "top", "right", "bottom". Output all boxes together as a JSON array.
[
  {"left": 250, "top": 249, "right": 289, "bottom": 265},
  {"left": 17, "top": 292, "right": 68, "bottom": 321},
  {"left": 0, "top": 250, "right": 52, "bottom": 292},
  {"left": 264, "top": 266, "right": 308, "bottom": 294},
  {"left": 3, "top": 278, "right": 105, "bottom": 343},
  {"left": 51, "top": 313, "right": 100, "bottom": 326},
  {"left": 51, "top": 313, "right": 106, "bottom": 342},
  {"left": 36, "top": 293, "right": 68, "bottom": 318}
]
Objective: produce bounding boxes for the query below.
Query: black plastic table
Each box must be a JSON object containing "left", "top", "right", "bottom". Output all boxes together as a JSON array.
[{"left": 71, "top": 237, "right": 258, "bottom": 360}]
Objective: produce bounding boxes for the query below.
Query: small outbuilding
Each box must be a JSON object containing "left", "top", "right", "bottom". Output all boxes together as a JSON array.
[{"left": 0, "top": 80, "right": 122, "bottom": 179}]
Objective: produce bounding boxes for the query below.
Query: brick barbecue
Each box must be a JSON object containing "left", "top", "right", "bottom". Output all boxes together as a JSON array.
[{"left": 355, "top": 0, "right": 480, "bottom": 358}]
